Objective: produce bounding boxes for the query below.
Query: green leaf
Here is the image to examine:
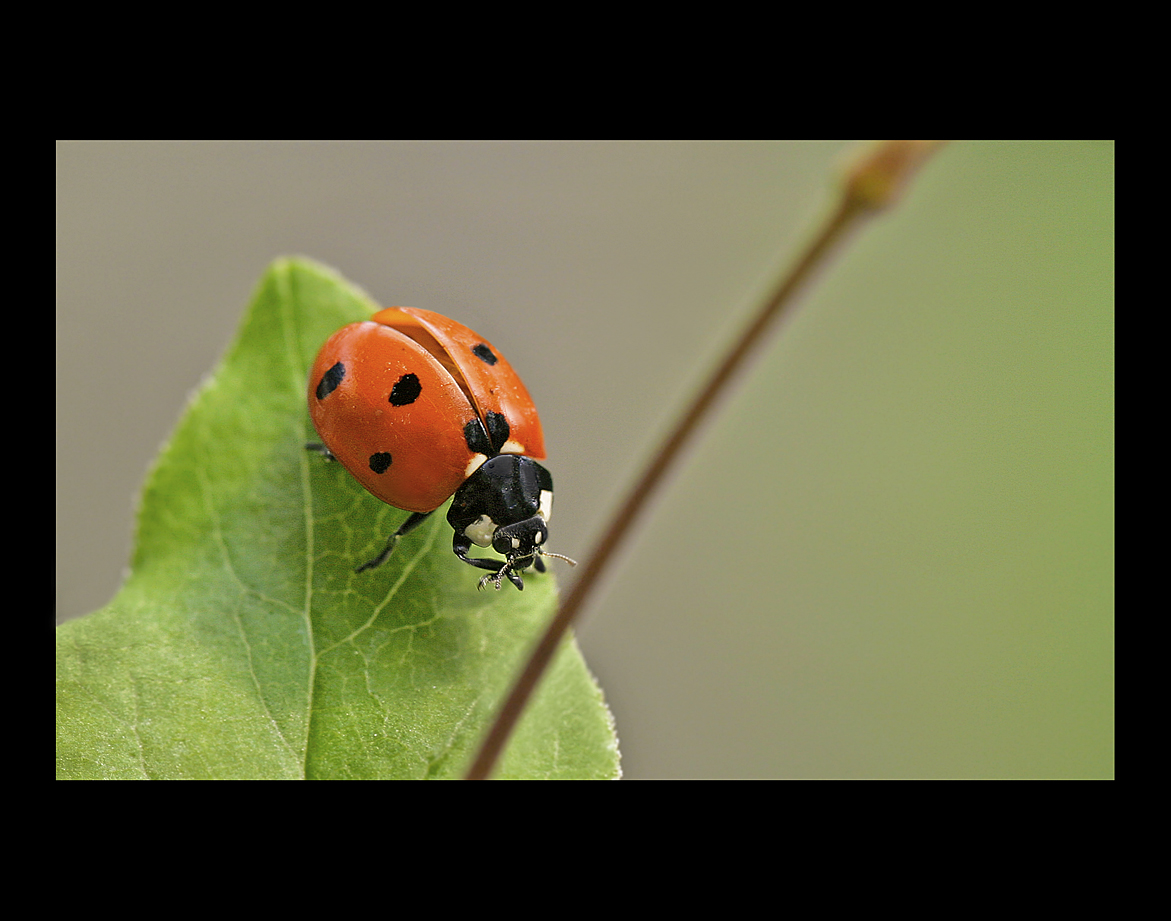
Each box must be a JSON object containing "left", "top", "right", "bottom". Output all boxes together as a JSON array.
[{"left": 56, "top": 258, "right": 619, "bottom": 780}]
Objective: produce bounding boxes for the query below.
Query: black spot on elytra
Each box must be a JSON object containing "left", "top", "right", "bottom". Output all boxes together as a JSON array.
[
  {"left": 464, "top": 412, "right": 512, "bottom": 456},
  {"left": 388, "top": 372, "right": 422, "bottom": 406},
  {"left": 464, "top": 419, "right": 492, "bottom": 456},
  {"left": 369, "top": 452, "right": 393, "bottom": 474},
  {"left": 316, "top": 362, "right": 345, "bottom": 400},
  {"left": 485, "top": 411, "right": 510, "bottom": 454},
  {"left": 472, "top": 343, "right": 498, "bottom": 365}
]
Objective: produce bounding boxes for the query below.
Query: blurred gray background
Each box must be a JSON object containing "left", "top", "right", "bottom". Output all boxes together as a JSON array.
[{"left": 56, "top": 141, "right": 1114, "bottom": 778}]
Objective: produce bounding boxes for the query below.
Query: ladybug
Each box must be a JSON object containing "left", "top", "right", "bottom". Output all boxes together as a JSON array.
[{"left": 307, "top": 306, "right": 574, "bottom": 591}]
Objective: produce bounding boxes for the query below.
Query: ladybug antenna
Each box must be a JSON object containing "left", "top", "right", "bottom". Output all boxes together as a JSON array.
[
  {"left": 477, "top": 549, "right": 579, "bottom": 592},
  {"left": 538, "top": 549, "right": 577, "bottom": 567}
]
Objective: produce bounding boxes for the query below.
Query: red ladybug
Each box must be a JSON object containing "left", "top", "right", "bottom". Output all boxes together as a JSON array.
[{"left": 307, "top": 306, "right": 573, "bottom": 590}]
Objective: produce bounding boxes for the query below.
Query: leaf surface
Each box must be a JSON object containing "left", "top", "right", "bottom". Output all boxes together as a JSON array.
[{"left": 56, "top": 258, "right": 619, "bottom": 780}]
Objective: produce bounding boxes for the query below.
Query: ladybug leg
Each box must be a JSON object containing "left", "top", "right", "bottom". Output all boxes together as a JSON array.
[
  {"left": 451, "top": 534, "right": 525, "bottom": 591},
  {"left": 357, "top": 510, "right": 433, "bottom": 573},
  {"left": 305, "top": 442, "right": 335, "bottom": 461},
  {"left": 498, "top": 566, "right": 526, "bottom": 591},
  {"left": 482, "top": 569, "right": 524, "bottom": 591},
  {"left": 533, "top": 556, "right": 547, "bottom": 574}
]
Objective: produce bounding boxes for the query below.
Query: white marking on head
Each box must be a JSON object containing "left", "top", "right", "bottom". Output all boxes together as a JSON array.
[{"left": 464, "top": 514, "right": 497, "bottom": 548}]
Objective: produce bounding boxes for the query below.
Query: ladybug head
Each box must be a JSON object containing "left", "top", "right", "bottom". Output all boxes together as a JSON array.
[
  {"left": 447, "top": 454, "right": 576, "bottom": 591},
  {"left": 492, "top": 514, "right": 548, "bottom": 563},
  {"left": 478, "top": 515, "right": 576, "bottom": 591}
]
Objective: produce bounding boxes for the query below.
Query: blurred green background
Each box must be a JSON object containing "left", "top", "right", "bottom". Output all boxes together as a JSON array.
[{"left": 56, "top": 141, "right": 1113, "bottom": 779}]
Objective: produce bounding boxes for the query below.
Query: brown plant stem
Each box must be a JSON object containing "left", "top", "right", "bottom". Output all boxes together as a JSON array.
[{"left": 465, "top": 141, "right": 945, "bottom": 780}]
